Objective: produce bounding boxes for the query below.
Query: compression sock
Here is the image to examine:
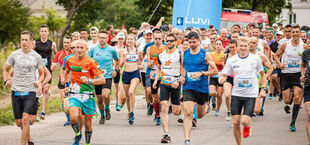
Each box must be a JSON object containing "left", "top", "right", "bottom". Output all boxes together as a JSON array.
[
  {"left": 291, "top": 104, "right": 300, "bottom": 125},
  {"left": 71, "top": 122, "right": 80, "bottom": 136},
  {"left": 105, "top": 104, "right": 110, "bottom": 110},
  {"left": 154, "top": 103, "right": 160, "bottom": 116},
  {"left": 85, "top": 130, "right": 93, "bottom": 144},
  {"left": 100, "top": 109, "right": 105, "bottom": 117}
]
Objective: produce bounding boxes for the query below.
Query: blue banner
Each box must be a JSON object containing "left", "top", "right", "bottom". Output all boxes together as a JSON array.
[{"left": 172, "top": 0, "right": 222, "bottom": 31}]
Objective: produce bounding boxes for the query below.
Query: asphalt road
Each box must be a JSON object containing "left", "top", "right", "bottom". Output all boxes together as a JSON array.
[{"left": 0, "top": 96, "right": 307, "bottom": 145}]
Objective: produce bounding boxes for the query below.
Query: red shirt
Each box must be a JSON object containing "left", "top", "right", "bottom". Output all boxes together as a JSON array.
[
  {"left": 108, "top": 31, "right": 113, "bottom": 45},
  {"left": 220, "top": 38, "right": 229, "bottom": 48},
  {"left": 52, "top": 49, "right": 73, "bottom": 80}
]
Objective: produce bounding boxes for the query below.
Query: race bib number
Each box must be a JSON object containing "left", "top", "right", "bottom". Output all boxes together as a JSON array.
[
  {"left": 70, "top": 93, "right": 90, "bottom": 103},
  {"left": 238, "top": 78, "right": 253, "bottom": 88},
  {"left": 14, "top": 91, "right": 29, "bottom": 96},
  {"left": 287, "top": 59, "right": 300, "bottom": 68},
  {"left": 69, "top": 83, "right": 81, "bottom": 93},
  {"left": 126, "top": 54, "right": 138, "bottom": 62},
  {"left": 42, "top": 58, "right": 48, "bottom": 66},
  {"left": 150, "top": 69, "right": 156, "bottom": 80},
  {"left": 186, "top": 72, "right": 201, "bottom": 82},
  {"left": 162, "top": 75, "right": 177, "bottom": 85}
]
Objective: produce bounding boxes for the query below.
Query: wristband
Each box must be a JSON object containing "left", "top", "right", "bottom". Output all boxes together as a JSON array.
[
  {"left": 65, "top": 82, "right": 70, "bottom": 87},
  {"left": 88, "top": 79, "right": 92, "bottom": 85},
  {"left": 200, "top": 71, "right": 204, "bottom": 76}
]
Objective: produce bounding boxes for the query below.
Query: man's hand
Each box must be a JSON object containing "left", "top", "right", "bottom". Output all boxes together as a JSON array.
[
  {"left": 191, "top": 72, "right": 202, "bottom": 80},
  {"left": 160, "top": 17, "right": 165, "bottom": 22},
  {"left": 279, "top": 63, "right": 286, "bottom": 70},
  {"left": 111, "top": 70, "right": 117, "bottom": 78},
  {"left": 171, "top": 81, "right": 179, "bottom": 89},
  {"left": 218, "top": 76, "right": 226, "bottom": 85},
  {"left": 64, "top": 87, "right": 69, "bottom": 94},
  {"left": 80, "top": 76, "right": 89, "bottom": 84},
  {"left": 259, "top": 89, "right": 266, "bottom": 98},
  {"left": 180, "top": 76, "right": 185, "bottom": 85},
  {"left": 138, "top": 65, "right": 143, "bottom": 70},
  {"left": 300, "top": 76, "right": 307, "bottom": 83},
  {"left": 5, "top": 79, "right": 12, "bottom": 88}
]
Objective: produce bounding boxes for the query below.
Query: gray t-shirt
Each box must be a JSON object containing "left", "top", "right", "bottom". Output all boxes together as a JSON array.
[
  {"left": 302, "top": 49, "right": 310, "bottom": 86},
  {"left": 7, "top": 49, "right": 43, "bottom": 92}
]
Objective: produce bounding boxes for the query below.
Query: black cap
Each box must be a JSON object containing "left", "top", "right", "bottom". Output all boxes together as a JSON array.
[
  {"left": 187, "top": 31, "right": 199, "bottom": 39},
  {"left": 160, "top": 25, "right": 169, "bottom": 32},
  {"left": 186, "top": 26, "right": 193, "bottom": 31},
  {"left": 152, "top": 28, "right": 161, "bottom": 33}
]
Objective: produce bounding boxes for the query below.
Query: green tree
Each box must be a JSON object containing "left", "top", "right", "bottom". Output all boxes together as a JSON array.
[
  {"left": 134, "top": 0, "right": 173, "bottom": 26},
  {"left": 222, "top": 0, "right": 292, "bottom": 23},
  {"left": 0, "top": 0, "right": 30, "bottom": 49}
]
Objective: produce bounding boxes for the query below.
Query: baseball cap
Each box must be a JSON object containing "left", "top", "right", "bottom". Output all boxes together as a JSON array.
[
  {"left": 272, "top": 23, "right": 278, "bottom": 28},
  {"left": 276, "top": 31, "right": 284, "bottom": 35},
  {"left": 90, "top": 27, "right": 99, "bottom": 32},
  {"left": 187, "top": 31, "right": 199, "bottom": 39},
  {"left": 152, "top": 28, "right": 161, "bottom": 33},
  {"left": 117, "top": 32, "right": 125, "bottom": 39},
  {"left": 144, "top": 29, "right": 152, "bottom": 35}
]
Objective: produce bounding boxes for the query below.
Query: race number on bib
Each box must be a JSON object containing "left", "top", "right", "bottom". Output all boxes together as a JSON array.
[
  {"left": 287, "top": 59, "right": 300, "bottom": 68},
  {"left": 162, "top": 75, "right": 177, "bottom": 85},
  {"left": 126, "top": 54, "right": 138, "bottom": 62},
  {"left": 238, "top": 78, "right": 253, "bottom": 88},
  {"left": 186, "top": 72, "right": 201, "bottom": 82},
  {"left": 70, "top": 94, "right": 90, "bottom": 103},
  {"left": 42, "top": 58, "right": 48, "bottom": 66},
  {"left": 69, "top": 83, "right": 81, "bottom": 93}
]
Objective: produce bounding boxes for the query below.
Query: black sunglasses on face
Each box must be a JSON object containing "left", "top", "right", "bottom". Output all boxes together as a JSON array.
[{"left": 166, "top": 40, "right": 175, "bottom": 43}]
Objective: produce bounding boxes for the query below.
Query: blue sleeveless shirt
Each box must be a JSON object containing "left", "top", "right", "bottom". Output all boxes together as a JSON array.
[{"left": 183, "top": 48, "right": 209, "bottom": 93}]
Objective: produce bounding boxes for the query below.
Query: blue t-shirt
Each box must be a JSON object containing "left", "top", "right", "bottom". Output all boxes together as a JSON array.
[
  {"left": 88, "top": 44, "right": 119, "bottom": 79},
  {"left": 62, "top": 54, "right": 74, "bottom": 68},
  {"left": 143, "top": 41, "right": 166, "bottom": 75}
]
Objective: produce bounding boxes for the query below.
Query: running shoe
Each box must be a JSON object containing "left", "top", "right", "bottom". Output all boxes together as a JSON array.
[
  {"left": 39, "top": 112, "right": 45, "bottom": 120},
  {"left": 105, "top": 109, "right": 111, "bottom": 120},
  {"left": 28, "top": 142, "right": 34, "bottom": 145},
  {"left": 168, "top": 106, "right": 172, "bottom": 114},
  {"left": 156, "top": 116, "right": 161, "bottom": 126},
  {"left": 184, "top": 140, "right": 190, "bottom": 145},
  {"left": 154, "top": 114, "right": 157, "bottom": 122},
  {"left": 161, "top": 134, "right": 171, "bottom": 143},
  {"left": 73, "top": 134, "right": 82, "bottom": 145},
  {"left": 192, "top": 118, "right": 197, "bottom": 127},
  {"left": 178, "top": 115, "right": 184, "bottom": 123},
  {"left": 215, "top": 110, "right": 220, "bottom": 116},
  {"left": 258, "top": 111, "right": 264, "bottom": 116},
  {"left": 147, "top": 104, "right": 154, "bottom": 116},
  {"left": 64, "top": 120, "right": 71, "bottom": 126},
  {"left": 99, "top": 115, "right": 105, "bottom": 124},
  {"left": 116, "top": 103, "right": 122, "bottom": 112},
  {"left": 284, "top": 105, "right": 291, "bottom": 114},
  {"left": 225, "top": 112, "right": 231, "bottom": 121},
  {"left": 269, "top": 93, "right": 273, "bottom": 100},
  {"left": 288, "top": 123, "right": 296, "bottom": 132},
  {"left": 128, "top": 112, "right": 134, "bottom": 125},
  {"left": 243, "top": 126, "right": 252, "bottom": 138}
]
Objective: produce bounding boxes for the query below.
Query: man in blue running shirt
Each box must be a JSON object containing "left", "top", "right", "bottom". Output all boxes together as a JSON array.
[
  {"left": 181, "top": 31, "right": 218, "bottom": 145},
  {"left": 88, "top": 30, "right": 119, "bottom": 124}
]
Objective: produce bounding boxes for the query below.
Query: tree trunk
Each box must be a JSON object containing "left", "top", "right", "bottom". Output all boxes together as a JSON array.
[{"left": 58, "top": 0, "right": 88, "bottom": 50}]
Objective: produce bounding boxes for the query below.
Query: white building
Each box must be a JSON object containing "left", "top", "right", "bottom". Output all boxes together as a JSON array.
[
  {"left": 22, "top": 0, "right": 66, "bottom": 17},
  {"left": 278, "top": 0, "right": 310, "bottom": 26}
]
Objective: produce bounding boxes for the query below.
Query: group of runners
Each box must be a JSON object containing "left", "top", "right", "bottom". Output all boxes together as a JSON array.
[{"left": 3, "top": 20, "right": 310, "bottom": 145}]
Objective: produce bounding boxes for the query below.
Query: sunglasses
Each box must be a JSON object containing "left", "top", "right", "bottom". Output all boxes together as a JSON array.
[
  {"left": 71, "top": 47, "right": 75, "bottom": 49},
  {"left": 166, "top": 40, "right": 175, "bottom": 43}
]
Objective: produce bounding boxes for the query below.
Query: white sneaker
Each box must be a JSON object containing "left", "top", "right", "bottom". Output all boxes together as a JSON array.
[{"left": 225, "top": 112, "right": 231, "bottom": 121}]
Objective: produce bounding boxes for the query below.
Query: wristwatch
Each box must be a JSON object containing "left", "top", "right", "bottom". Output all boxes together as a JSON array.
[
  {"left": 3, "top": 80, "right": 7, "bottom": 85},
  {"left": 262, "top": 87, "right": 268, "bottom": 91}
]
